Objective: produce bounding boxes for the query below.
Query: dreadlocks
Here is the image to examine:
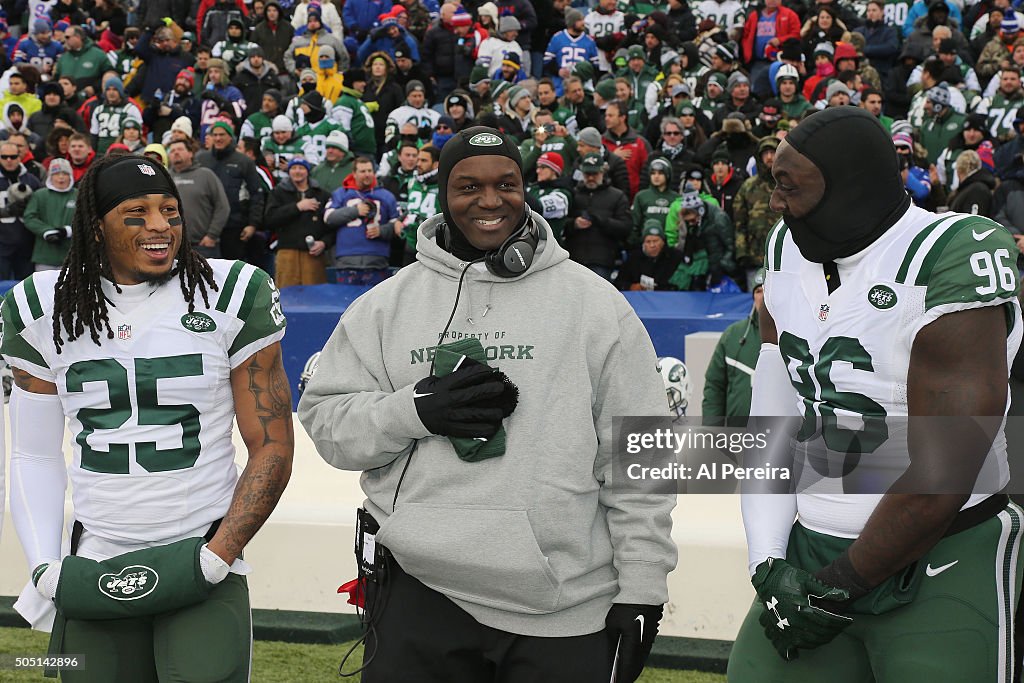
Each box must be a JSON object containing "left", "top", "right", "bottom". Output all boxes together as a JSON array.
[{"left": 51, "top": 154, "right": 219, "bottom": 353}]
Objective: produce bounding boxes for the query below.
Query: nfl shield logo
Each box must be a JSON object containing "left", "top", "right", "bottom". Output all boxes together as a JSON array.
[
  {"left": 818, "top": 304, "right": 830, "bottom": 321},
  {"left": 117, "top": 324, "right": 131, "bottom": 340},
  {"left": 138, "top": 164, "right": 156, "bottom": 176}
]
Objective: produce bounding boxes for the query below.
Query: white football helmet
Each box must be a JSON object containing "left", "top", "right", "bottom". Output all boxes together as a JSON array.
[
  {"left": 657, "top": 356, "right": 689, "bottom": 417},
  {"left": 297, "top": 351, "right": 321, "bottom": 396}
]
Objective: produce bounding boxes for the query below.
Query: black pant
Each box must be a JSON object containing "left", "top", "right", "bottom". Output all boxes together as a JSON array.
[{"left": 361, "top": 560, "right": 614, "bottom": 683}]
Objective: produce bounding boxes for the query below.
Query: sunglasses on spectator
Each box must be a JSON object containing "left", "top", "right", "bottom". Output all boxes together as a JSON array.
[
  {"left": 436, "top": 124, "right": 451, "bottom": 131},
  {"left": 663, "top": 130, "right": 683, "bottom": 136},
  {"left": 0, "top": 154, "right": 18, "bottom": 160}
]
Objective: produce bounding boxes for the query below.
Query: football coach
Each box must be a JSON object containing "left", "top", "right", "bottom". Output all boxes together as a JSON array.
[{"left": 298, "top": 127, "right": 677, "bottom": 682}]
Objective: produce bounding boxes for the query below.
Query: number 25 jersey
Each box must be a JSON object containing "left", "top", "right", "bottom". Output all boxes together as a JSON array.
[
  {"left": 763, "top": 205, "right": 1022, "bottom": 536},
  {"left": 0, "top": 260, "right": 287, "bottom": 545}
]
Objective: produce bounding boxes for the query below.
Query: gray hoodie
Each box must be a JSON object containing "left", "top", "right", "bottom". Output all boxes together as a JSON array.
[{"left": 298, "top": 213, "right": 677, "bottom": 637}]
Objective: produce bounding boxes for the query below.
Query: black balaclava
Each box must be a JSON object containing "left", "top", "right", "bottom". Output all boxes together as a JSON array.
[
  {"left": 782, "top": 107, "right": 911, "bottom": 263},
  {"left": 437, "top": 126, "right": 527, "bottom": 262}
]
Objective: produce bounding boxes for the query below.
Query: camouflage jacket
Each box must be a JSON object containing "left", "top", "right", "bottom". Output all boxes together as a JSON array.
[{"left": 733, "top": 174, "right": 780, "bottom": 269}]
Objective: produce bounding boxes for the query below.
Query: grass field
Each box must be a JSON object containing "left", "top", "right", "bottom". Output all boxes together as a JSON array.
[{"left": 0, "top": 626, "right": 727, "bottom": 682}]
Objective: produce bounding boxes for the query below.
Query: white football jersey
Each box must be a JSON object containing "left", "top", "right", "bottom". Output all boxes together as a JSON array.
[
  {"left": 693, "top": 0, "right": 746, "bottom": 32},
  {"left": 764, "top": 206, "right": 1022, "bottom": 537},
  {"left": 0, "top": 260, "right": 286, "bottom": 545},
  {"left": 584, "top": 9, "right": 625, "bottom": 73}
]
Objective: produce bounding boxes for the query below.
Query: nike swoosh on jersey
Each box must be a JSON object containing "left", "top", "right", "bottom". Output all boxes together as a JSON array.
[
  {"left": 925, "top": 560, "right": 959, "bottom": 576},
  {"left": 412, "top": 391, "right": 433, "bottom": 399},
  {"left": 635, "top": 614, "right": 645, "bottom": 641},
  {"left": 973, "top": 228, "right": 997, "bottom": 241}
]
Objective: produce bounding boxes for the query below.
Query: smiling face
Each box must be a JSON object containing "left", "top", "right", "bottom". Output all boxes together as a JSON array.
[
  {"left": 769, "top": 139, "right": 826, "bottom": 218},
  {"left": 100, "top": 193, "right": 183, "bottom": 285},
  {"left": 447, "top": 156, "right": 525, "bottom": 251}
]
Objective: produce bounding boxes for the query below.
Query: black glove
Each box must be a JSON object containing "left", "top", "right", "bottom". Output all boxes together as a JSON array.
[
  {"left": 413, "top": 363, "right": 518, "bottom": 438},
  {"left": 43, "top": 226, "right": 71, "bottom": 243},
  {"left": 606, "top": 603, "right": 662, "bottom": 683}
]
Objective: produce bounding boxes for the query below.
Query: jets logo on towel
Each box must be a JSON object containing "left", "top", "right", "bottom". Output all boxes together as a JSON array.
[{"left": 99, "top": 565, "right": 159, "bottom": 601}]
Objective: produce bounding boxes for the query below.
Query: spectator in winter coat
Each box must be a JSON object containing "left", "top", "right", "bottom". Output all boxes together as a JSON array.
[
  {"left": 705, "top": 146, "right": 745, "bottom": 221},
  {"left": 27, "top": 81, "right": 84, "bottom": 156},
  {"left": 903, "top": 2, "right": 971, "bottom": 67},
  {"left": 646, "top": 115, "right": 694, "bottom": 190},
  {"left": 23, "top": 156, "right": 73, "bottom": 273},
  {"left": 0, "top": 140, "right": 42, "bottom": 278},
  {"left": 137, "top": 0, "right": 190, "bottom": 31},
  {"left": 147, "top": 69, "right": 201, "bottom": 143},
  {"left": 233, "top": 47, "right": 279, "bottom": 118},
  {"left": 697, "top": 113, "right": 759, "bottom": 171},
  {"left": 363, "top": 52, "right": 406, "bottom": 153},
  {"left": 855, "top": 0, "right": 901, "bottom": 83},
  {"left": 421, "top": 5, "right": 476, "bottom": 102},
  {"left": 195, "top": 0, "right": 249, "bottom": 46},
  {"left": 54, "top": 26, "right": 106, "bottom": 95},
  {"left": 574, "top": 126, "right": 630, "bottom": 197},
  {"left": 323, "top": 155, "right": 401, "bottom": 284},
  {"left": 198, "top": 58, "right": 246, "bottom": 141},
  {"left": 49, "top": 0, "right": 90, "bottom": 31},
  {"left": 357, "top": 10, "right": 421, "bottom": 64},
  {"left": 711, "top": 72, "right": 762, "bottom": 132},
  {"left": 251, "top": 1, "right": 294, "bottom": 73},
  {"left": 197, "top": 120, "right": 267, "bottom": 264},
  {"left": 741, "top": 0, "right": 801, "bottom": 97},
  {"left": 133, "top": 27, "right": 196, "bottom": 106},
  {"left": 630, "top": 157, "right": 678, "bottom": 245},
  {"left": 664, "top": 188, "right": 736, "bottom": 288},
  {"left": 903, "top": 0, "right": 962, "bottom": 38},
  {"left": 567, "top": 152, "right": 631, "bottom": 279},
  {"left": 284, "top": 8, "right": 349, "bottom": 76},
  {"left": 289, "top": 0, "right": 343, "bottom": 38},
  {"left": 615, "top": 221, "right": 684, "bottom": 291},
  {"left": 495, "top": 0, "right": 538, "bottom": 53},
  {"left": 602, "top": 100, "right": 651, "bottom": 199},
  {"left": 266, "top": 157, "right": 334, "bottom": 286},
  {"left": 168, "top": 137, "right": 230, "bottom": 258},
  {"left": 395, "top": 0, "right": 433, "bottom": 40},
  {"left": 13, "top": 20, "right": 63, "bottom": 80},
  {"left": 312, "top": 130, "right": 356, "bottom": 193},
  {"left": 949, "top": 149, "right": 996, "bottom": 216},
  {"left": 701, "top": 268, "right": 763, "bottom": 426},
  {"left": 732, "top": 137, "right": 780, "bottom": 283},
  {"left": 526, "top": 150, "right": 573, "bottom": 242},
  {"left": 344, "top": 0, "right": 394, "bottom": 41}
]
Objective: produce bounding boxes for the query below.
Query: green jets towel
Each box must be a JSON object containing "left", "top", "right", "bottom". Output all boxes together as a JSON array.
[{"left": 434, "top": 338, "right": 507, "bottom": 462}]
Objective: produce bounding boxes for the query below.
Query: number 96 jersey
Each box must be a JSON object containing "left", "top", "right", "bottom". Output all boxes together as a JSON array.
[
  {"left": 0, "top": 260, "right": 287, "bottom": 545},
  {"left": 763, "top": 206, "right": 1022, "bottom": 536}
]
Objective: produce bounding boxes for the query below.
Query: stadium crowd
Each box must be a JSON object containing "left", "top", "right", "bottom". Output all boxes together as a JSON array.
[{"left": 0, "top": 0, "right": 1021, "bottom": 291}]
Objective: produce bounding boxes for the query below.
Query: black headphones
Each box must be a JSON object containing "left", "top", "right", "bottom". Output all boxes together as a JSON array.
[{"left": 437, "top": 209, "right": 540, "bottom": 278}]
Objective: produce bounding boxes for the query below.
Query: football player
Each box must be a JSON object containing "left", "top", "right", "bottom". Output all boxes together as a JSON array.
[
  {"left": 4, "top": 153, "right": 293, "bottom": 682},
  {"left": 728, "top": 107, "right": 1024, "bottom": 681}
]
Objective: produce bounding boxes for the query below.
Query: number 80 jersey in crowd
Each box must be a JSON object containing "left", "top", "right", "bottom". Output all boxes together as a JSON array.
[
  {"left": 0, "top": 260, "right": 287, "bottom": 545},
  {"left": 763, "top": 205, "right": 1022, "bottom": 537}
]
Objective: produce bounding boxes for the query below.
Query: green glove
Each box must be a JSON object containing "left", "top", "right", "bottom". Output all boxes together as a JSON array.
[
  {"left": 432, "top": 337, "right": 517, "bottom": 462},
  {"left": 751, "top": 558, "right": 853, "bottom": 661}
]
